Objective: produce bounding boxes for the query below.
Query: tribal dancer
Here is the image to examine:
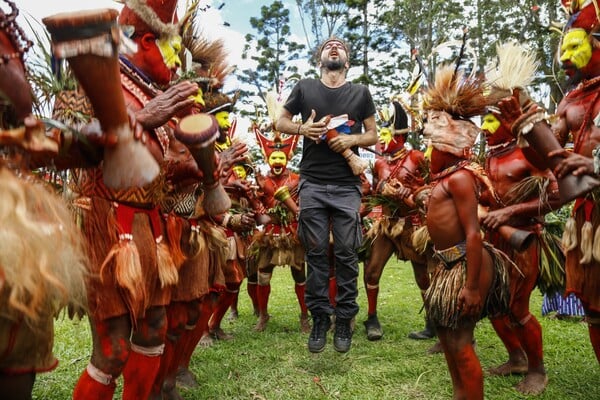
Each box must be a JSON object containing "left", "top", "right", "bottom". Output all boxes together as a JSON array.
[
  {"left": 362, "top": 100, "right": 433, "bottom": 341},
  {"left": 204, "top": 90, "right": 262, "bottom": 340},
  {"left": 481, "top": 42, "right": 563, "bottom": 395},
  {"left": 498, "top": 0, "right": 600, "bottom": 363},
  {"left": 251, "top": 120, "right": 310, "bottom": 333},
  {"left": 0, "top": 2, "right": 87, "bottom": 398},
  {"left": 70, "top": 1, "right": 219, "bottom": 399},
  {"left": 423, "top": 65, "right": 511, "bottom": 400}
]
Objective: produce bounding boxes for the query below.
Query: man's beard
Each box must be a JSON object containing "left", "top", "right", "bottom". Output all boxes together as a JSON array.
[
  {"left": 322, "top": 59, "right": 345, "bottom": 71},
  {"left": 564, "top": 68, "right": 584, "bottom": 89}
]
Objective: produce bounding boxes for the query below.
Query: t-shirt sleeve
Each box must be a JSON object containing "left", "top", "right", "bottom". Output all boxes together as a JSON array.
[
  {"left": 363, "top": 86, "right": 376, "bottom": 120},
  {"left": 283, "top": 81, "right": 303, "bottom": 117}
]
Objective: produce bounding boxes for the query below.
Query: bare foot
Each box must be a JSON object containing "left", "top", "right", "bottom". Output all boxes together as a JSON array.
[
  {"left": 427, "top": 340, "right": 443, "bottom": 355},
  {"left": 176, "top": 367, "right": 199, "bottom": 389},
  {"left": 515, "top": 372, "right": 548, "bottom": 395},
  {"left": 197, "top": 333, "right": 214, "bottom": 348},
  {"left": 300, "top": 314, "right": 311, "bottom": 334},
  {"left": 227, "top": 310, "right": 239, "bottom": 321},
  {"left": 254, "top": 314, "right": 270, "bottom": 332},
  {"left": 210, "top": 327, "right": 234, "bottom": 340},
  {"left": 487, "top": 360, "right": 528, "bottom": 376}
]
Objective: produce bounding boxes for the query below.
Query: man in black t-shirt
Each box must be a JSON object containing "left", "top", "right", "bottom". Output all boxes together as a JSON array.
[{"left": 275, "top": 37, "right": 377, "bottom": 353}]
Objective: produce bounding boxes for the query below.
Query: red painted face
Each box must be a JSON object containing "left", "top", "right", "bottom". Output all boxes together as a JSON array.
[
  {"left": 136, "top": 33, "right": 173, "bottom": 86},
  {"left": 481, "top": 113, "right": 512, "bottom": 146},
  {"left": 378, "top": 126, "right": 406, "bottom": 154},
  {"left": 580, "top": 46, "right": 600, "bottom": 79}
]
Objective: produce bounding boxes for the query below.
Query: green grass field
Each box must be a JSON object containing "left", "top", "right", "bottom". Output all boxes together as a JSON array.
[{"left": 33, "top": 258, "right": 599, "bottom": 399}]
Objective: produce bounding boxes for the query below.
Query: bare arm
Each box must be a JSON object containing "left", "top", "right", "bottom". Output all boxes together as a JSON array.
[
  {"left": 481, "top": 170, "right": 561, "bottom": 230},
  {"left": 450, "top": 171, "right": 483, "bottom": 316},
  {"left": 327, "top": 114, "right": 378, "bottom": 152},
  {"left": 276, "top": 108, "right": 327, "bottom": 142}
]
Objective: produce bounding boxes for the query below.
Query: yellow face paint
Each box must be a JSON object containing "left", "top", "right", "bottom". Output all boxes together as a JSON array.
[
  {"left": 560, "top": 28, "right": 592, "bottom": 70},
  {"left": 232, "top": 165, "right": 247, "bottom": 180},
  {"left": 481, "top": 113, "right": 500, "bottom": 135},
  {"left": 157, "top": 35, "right": 182, "bottom": 70},
  {"left": 379, "top": 126, "right": 393, "bottom": 147},
  {"left": 190, "top": 87, "right": 205, "bottom": 106},
  {"left": 268, "top": 151, "right": 287, "bottom": 167},
  {"left": 215, "top": 136, "right": 231, "bottom": 152},
  {"left": 215, "top": 111, "right": 231, "bottom": 130}
]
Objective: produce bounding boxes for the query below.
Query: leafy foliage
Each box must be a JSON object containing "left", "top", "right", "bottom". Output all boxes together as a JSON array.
[
  {"left": 239, "top": 0, "right": 570, "bottom": 112},
  {"left": 237, "top": 1, "right": 306, "bottom": 116}
]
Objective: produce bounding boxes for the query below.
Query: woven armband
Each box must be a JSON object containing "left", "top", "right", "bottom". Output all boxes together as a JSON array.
[{"left": 511, "top": 105, "right": 546, "bottom": 137}]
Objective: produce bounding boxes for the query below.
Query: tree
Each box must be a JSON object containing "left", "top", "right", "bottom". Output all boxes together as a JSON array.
[{"left": 236, "top": 0, "right": 305, "bottom": 117}]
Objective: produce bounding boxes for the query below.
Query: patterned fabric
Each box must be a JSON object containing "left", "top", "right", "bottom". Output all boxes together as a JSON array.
[
  {"left": 433, "top": 241, "right": 467, "bottom": 268},
  {"left": 542, "top": 292, "right": 585, "bottom": 317}
]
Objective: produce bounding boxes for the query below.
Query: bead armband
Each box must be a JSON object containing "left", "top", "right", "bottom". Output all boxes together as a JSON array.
[{"left": 511, "top": 105, "right": 546, "bottom": 137}]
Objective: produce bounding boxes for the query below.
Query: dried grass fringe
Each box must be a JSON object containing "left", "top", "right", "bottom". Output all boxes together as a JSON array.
[
  {"left": 156, "top": 240, "right": 178, "bottom": 288},
  {"left": 100, "top": 239, "right": 146, "bottom": 322},
  {"left": 424, "top": 243, "right": 511, "bottom": 329},
  {"left": 411, "top": 225, "right": 431, "bottom": 255},
  {"left": 0, "top": 169, "right": 88, "bottom": 330},
  {"left": 562, "top": 217, "right": 578, "bottom": 251}
]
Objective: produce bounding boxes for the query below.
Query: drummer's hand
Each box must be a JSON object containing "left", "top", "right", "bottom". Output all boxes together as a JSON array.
[
  {"left": 127, "top": 108, "right": 146, "bottom": 144},
  {"left": 495, "top": 88, "right": 523, "bottom": 134},
  {"left": 219, "top": 141, "right": 248, "bottom": 173},
  {"left": 81, "top": 119, "right": 118, "bottom": 147},
  {"left": 136, "top": 81, "right": 199, "bottom": 130},
  {"left": 548, "top": 148, "right": 594, "bottom": 178}
]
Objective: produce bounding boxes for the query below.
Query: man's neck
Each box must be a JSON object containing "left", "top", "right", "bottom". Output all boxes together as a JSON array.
[{"left": 320, "top": 69, "right": 347, "bottom": 88}]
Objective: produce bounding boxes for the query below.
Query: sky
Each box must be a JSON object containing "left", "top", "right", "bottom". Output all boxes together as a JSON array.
[
  {"left": 15, "top": 0, "right": 286, "bottom": 144},
  {"left": 16, "top": 0, "right": 271, "bottom": 76}
]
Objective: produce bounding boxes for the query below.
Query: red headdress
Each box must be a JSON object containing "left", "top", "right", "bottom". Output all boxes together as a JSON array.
[
  {"left": 118, "top": 0, "right": 180, "bottom": 38},
  {"left": 253, "top": 128, "right": 299, "bottom": 162},
  {"left": 562, "top": 0, "right": 600, "bottom": 32}
]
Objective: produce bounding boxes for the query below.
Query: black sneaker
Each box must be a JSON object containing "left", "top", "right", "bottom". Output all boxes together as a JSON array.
[
  {"left": 333, "top": 317, "right": 353, "bottom": 353},
  {"left": 308, "top": 314, "right": 331, "bottom": 353}
]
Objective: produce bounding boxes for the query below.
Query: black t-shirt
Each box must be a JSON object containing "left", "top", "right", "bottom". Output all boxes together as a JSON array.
[{"left": 283, "top": 79, "right": 376, "bottom": 185}]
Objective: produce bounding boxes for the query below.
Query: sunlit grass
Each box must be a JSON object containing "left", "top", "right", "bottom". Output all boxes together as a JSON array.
[{"left": 33, "top": 258, "right": 599, "bottom": 399}]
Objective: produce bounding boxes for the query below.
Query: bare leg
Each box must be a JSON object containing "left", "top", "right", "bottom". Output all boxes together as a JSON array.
[
  {"left": 440, "top": 324, "right": 483, "bottom": 400},
  {"left": 513, "top": 315, "right": 548, "bottom": 394},
  {"left": 487, "top": 315, "right": 528, "bottom": 375}
]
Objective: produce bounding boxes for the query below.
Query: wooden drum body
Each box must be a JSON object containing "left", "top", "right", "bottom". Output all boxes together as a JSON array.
[
  {"left": 42, "top": 8, "right": 159, "bottom": 189},
  {"left": 175, "top": 113, "right": 231, "bottom": 216}
]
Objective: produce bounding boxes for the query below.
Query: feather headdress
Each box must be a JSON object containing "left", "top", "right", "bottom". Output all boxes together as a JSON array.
[
  {"left": 484, "top": 42, "right": 539, "bottom": 106},
  {"left": 180, "top": 0, "right": 235, "bottom": 89},
  {"left": 266, "top": 89, "right": 284, "bottom": 126},
  {"left": 422, "top": 65, "right": 487, "bottom": 119},
  {"left": 422, "top": 65, "right": 486, "bottom": 157},
  {"left": 180, "top": 2, "right": 237, "bottom": 113}
]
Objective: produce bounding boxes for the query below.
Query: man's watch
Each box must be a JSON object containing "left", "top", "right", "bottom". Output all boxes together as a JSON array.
[{"left": 593, "top": 145, "right": 600, "bottom": 176}]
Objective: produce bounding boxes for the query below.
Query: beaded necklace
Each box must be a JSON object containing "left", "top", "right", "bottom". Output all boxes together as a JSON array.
[
  {"left": 430, "top": 159, "right": 471, "bottom": 182},
  {"left": 0, "top": 0, "right": 32, "bottom": 65},
  {"left": 119, "top": 57, "right": 170, "bottom": 156}
]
